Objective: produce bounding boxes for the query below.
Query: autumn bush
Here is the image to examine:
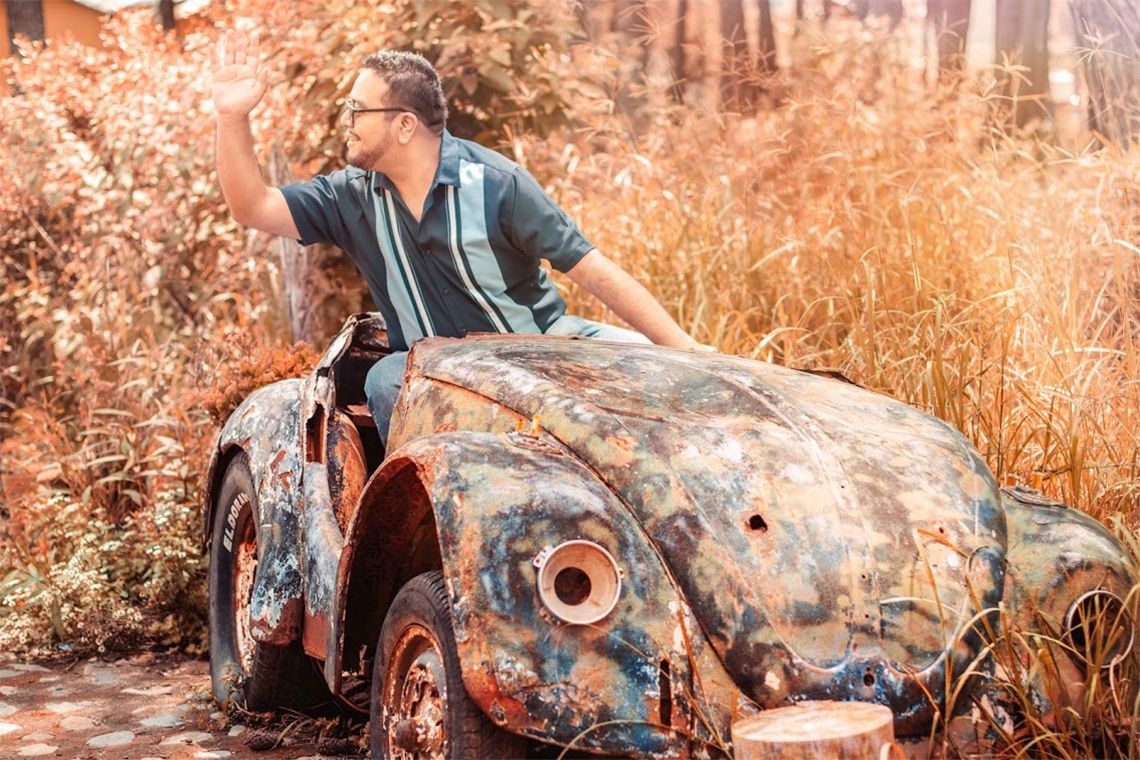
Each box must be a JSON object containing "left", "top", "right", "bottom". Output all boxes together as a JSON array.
[
  {"left": 0, "top": 0, "right": 599, "bottom": 655},
  {"left": 1, "top": 1, "right": 1139, "bottom": 754}
]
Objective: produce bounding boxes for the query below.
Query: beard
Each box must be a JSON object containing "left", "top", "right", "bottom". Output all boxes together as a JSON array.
[{"left": 346, "top": 132, "right": 391, "bottom": 172}]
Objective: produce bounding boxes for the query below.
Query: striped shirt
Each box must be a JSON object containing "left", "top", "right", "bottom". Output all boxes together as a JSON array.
[{"left": 280, "top": 130, "right": 593, "bottom": 351}]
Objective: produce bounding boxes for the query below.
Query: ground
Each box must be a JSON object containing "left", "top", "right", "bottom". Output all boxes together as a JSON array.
[{"left": 0, "top": 653, "right": 364, "bottom": 759}]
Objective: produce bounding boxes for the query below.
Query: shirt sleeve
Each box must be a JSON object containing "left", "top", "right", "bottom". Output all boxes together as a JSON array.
[
  {"left": 278, "top": 170, "right": 355, "bottom": 248},
  {"left": 502, "top": 167, "right": 594, "bottom": 272}
]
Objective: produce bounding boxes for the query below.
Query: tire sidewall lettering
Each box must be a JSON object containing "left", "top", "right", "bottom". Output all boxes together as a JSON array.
[{"left": 221, "top": 491, "right": 251, "bottom": 553}]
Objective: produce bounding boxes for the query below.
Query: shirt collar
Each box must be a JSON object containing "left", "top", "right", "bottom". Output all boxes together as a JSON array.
[
  {"left": 435, "top": 129, "right": 461, "bottom": 187},
  {"left": 370, "top": 129, "right": 461, "bottom": 193}
]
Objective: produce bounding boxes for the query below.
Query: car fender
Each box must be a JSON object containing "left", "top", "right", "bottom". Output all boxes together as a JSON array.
[
  {"left": 203, "top": 379, "right": 306, "bottom": 646},
  {"left": 1001, "top": 489, "right": 1138, "bottom": 721},
  {"left": 333, "top": 430, "right": 746, "bottom": 757}
]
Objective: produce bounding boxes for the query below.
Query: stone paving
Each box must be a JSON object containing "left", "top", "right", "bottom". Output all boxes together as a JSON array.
[{"left": 0, "top": 654, "right": 361, "bottom": 759}]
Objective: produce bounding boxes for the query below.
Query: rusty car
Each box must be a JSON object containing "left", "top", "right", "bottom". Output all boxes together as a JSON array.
[{"left": 203, "top": 312, "right": 1137, "bottom": 758}]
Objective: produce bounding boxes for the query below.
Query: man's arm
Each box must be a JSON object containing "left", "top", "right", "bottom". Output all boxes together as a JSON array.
[
  {"left": 565, "top": 249, "right": 710, "bottom": 350},
  {"left": 500, "top": 168, "right": 710, "bottom": 350},
  {"left": 212, "top": 29, "right": 298, "bottom": 239}
]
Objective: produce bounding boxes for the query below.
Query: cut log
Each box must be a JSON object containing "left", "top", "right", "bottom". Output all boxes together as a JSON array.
[{"left": 733, "top": 700, "right": 896, "bottom": 760}]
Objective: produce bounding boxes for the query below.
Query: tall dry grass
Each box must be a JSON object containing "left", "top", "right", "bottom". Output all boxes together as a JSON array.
[
  {"left": 535, "top": 27, "right": 1140, "bottom": 754},
  {"left": 538, "top": 25, "right": 1140, "bottom": 528}
]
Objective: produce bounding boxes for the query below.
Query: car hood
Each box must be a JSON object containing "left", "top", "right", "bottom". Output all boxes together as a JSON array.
[{"left": 410, "top": 337, "right": 1006, "bottom": 726}]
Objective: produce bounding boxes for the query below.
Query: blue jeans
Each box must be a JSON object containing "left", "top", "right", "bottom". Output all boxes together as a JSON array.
[{"left": 364, "top": 316, "right": 650, "bottom": 445}]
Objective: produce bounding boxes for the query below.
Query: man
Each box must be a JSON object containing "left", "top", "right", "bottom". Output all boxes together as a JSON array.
[{"left": 212, "top": 29, "right": 706, "bottom": 443}]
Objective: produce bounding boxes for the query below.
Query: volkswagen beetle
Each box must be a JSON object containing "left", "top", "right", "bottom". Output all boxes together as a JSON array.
[{"left": 202, "top": 313, "right": 1137, "bottom": 758}]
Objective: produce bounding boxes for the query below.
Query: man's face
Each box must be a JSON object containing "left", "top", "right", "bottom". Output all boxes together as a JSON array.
[{"left": 341, "top": 70, "right": 402, "bottom": 172}]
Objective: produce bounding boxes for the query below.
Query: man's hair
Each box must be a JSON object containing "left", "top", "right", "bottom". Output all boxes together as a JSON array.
[{"left": 362, "top": 50, "right": 448, "bottom": 135}]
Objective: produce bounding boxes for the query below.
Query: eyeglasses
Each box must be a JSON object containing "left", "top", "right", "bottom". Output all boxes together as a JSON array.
[{"left": 342, "top": 104, "right": 413, "bottom": 128}]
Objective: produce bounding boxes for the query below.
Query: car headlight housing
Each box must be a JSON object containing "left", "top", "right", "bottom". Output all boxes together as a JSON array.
[
  {"left": 534, "top": 540, "right": 622, "bottom": 625},
  {"left": 1063, "top": 590, "right": 1135, "bottom": 670}
]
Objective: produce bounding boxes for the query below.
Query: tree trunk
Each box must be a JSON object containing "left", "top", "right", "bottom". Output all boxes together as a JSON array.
[
  {"left": 868, "top": 0, "right": 904, "bottom": 27},
  {"left": 758, "top": 0, "right": 778, "bottom": 77},
  {"left": 823, "top": 0, "right": 839, "bottom": 25},
  {"left": 6, "top": 0, "right": 44, "bottom": 55},
  {"left": 720, "top": 0, "right": 751, "bottom": 110},
  {"left": 1070, "top": 0, "right": 1140, "bottom": 148},
  {"left": 671, "top": 0, "right": 688, "bottom": 104},
  {"left": 268, "top": 145, "right": 316, "bottom": 346},
  {"left": 995, "top": 0, "right": 1052, "bottom": 128},
  {"left": 611, "top": 0, "right": 650, "bottom": 122},
  {"left": 155, "top": 0, "right": 176, "bottom": 31},
  {"left": 927, "top": 0, "right": 972, "bottom": 80}
]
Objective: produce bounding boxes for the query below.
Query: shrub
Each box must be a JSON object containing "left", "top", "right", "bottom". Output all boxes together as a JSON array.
[{"left": 0, "top": 0, "right": 603, "bottom": 656}]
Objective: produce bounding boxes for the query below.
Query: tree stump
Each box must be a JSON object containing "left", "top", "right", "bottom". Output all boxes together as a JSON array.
[{"left": 733, "top": 700, "right": 896, "bottom": 760}]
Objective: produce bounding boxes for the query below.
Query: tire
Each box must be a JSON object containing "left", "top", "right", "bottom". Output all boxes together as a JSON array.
[
  {"left": 208, "top": 452, "right": 326, "bottom": 711},
  {"left": 370, "top": 571, "right": 527, "bottom": 759}
]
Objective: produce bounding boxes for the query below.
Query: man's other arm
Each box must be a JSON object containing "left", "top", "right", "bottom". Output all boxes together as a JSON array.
[
  {"left": 565, "top": 249, "right": 710, "bottom": 351},
  {"left": 212, "top": 29, "right": 298, "bottom": 239}
]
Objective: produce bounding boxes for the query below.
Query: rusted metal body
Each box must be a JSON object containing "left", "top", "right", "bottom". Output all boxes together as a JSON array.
[
  {"left": 205, "top": 378, "right": 306, "bottom": 645},
  {"left": 203, "top": 314, "right": 1138, "bottom": 758}
]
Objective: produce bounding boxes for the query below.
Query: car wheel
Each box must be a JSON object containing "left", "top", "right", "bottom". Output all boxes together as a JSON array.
[
  {"left": 371, "top": 571, "right": 527, "bottom": 759},
  {"left": 208, "top": 452, "right": 326, "bottom": 711}
]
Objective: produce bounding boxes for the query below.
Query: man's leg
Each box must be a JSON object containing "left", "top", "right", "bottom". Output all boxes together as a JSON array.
[
  {"left": 364, "top": 350, "right": 409, "bottom": 446},
  {"left": 544, "top": 314, "right": 652, "bottom": 345}
]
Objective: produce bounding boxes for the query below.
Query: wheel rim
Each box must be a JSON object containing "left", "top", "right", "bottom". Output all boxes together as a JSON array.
[
  {"left": 383, "top": 623, "right": 449, "bottom": 759},
  {"left": 232, "top": 512, "right": 258, "bottom": 676}
]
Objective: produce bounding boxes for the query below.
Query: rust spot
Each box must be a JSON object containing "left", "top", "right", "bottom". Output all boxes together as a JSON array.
[
  {"left": 327, "top": 410, "right": 367, "bottom": 532},
  {"left": 303, "top": 609, "right": 330, "bottom": 657},
  {"left": 464, "top": 667, "right": 530, "bottom": 726},
  {"left": 606, "top": 434, "right": 638, "bottom": 455},
  {"left": 250, "top": 597, "right": 303, "bottom": 646}
]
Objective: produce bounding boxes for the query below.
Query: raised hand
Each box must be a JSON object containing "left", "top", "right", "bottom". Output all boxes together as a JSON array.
[{"left": 211, "top": 29, "right": 268, "bottom": 117}]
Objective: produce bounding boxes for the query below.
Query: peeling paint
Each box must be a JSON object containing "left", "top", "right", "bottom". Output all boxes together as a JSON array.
[{"left": 204, "top": 379, "right": 307, "bottom": 645}]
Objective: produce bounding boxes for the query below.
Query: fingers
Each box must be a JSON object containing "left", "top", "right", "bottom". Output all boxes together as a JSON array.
[
  {"left": 215, "top": 28, "right": 261, "bottom": 74},
  {"left": 213, "top": 30, "right": 227, "bottom": 71},
  {"left": 232, "top": 29, "right": 247, "bottom": 67}
]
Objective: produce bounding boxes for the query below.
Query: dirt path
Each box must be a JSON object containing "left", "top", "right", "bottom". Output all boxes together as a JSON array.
[{"left": 0, "top": 653, "right": 363, "bottom": 759}]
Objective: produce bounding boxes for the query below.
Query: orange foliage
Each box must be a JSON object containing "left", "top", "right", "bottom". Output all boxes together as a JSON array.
[
  {"left": 194, "top": 339, "right": 320, "bottom": 425},
  {"left": 0, "top": 0, "right": 597, "bottom": 655}
]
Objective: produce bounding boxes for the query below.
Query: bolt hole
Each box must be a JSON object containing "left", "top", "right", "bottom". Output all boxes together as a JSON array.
[
  {"left": 748, "top": 514, "right": 768, "bottom": 532},
  {"left": 554, "top": 567, "right": 592, "bottom": 606},
  {"left": 864, "top": 673, "right": 875, "bottom": 687}
]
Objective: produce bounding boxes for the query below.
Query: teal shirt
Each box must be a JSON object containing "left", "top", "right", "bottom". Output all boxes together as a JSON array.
[{"left": 281, "top": 130, "right": 594, "bottom": 351}]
